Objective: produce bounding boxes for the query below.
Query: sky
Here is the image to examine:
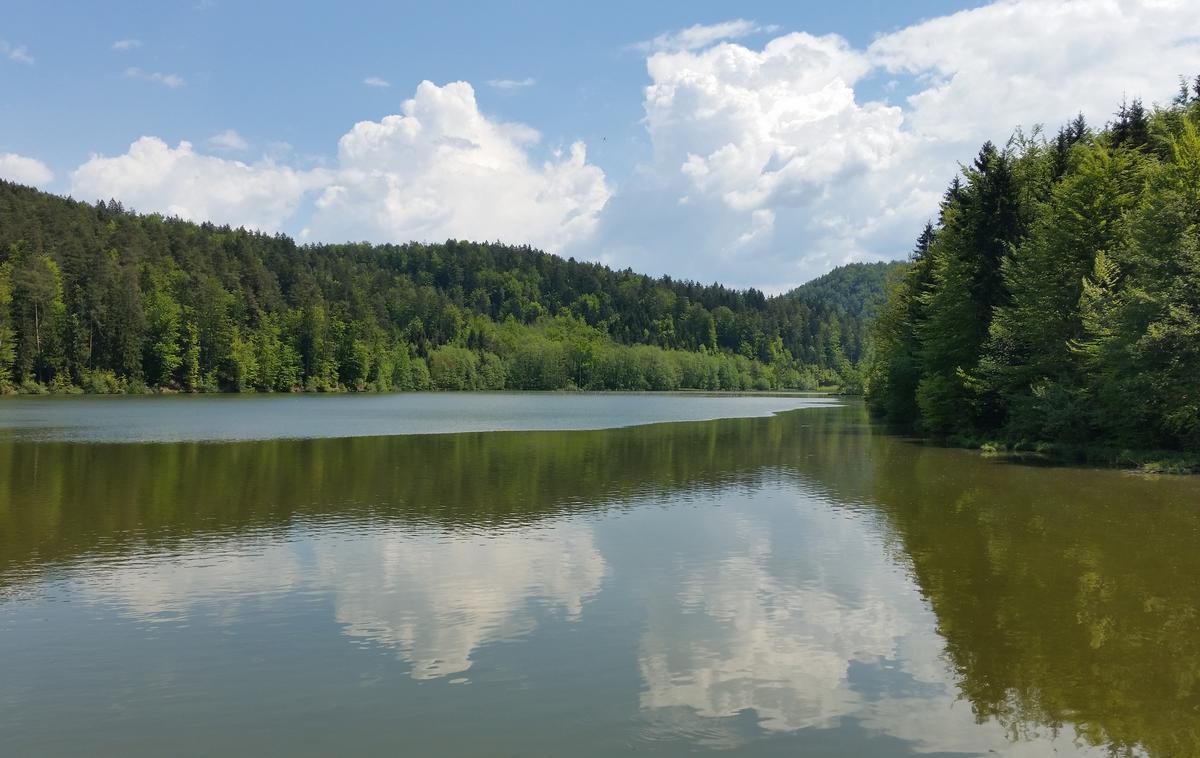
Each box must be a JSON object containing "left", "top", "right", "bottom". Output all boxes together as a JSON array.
[{"left": 2, "top": 0, "right": 1199, "bottom": 292}]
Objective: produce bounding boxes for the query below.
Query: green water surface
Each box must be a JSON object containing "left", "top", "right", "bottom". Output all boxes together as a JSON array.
[{"left": 1, "top": 394, "right": 1197, "bottom": 756}]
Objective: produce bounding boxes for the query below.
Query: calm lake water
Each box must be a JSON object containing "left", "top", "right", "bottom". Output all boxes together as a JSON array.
[
  {"left": 0, "top": 392, "right": 837, "bottom": 443},
  {"left": 1, "top": 394, "right": 1198, "bottom": 756}
]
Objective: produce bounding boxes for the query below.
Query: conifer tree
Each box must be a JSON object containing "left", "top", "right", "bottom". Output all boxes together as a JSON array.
[
  {"left": 868, "top": 80, "right": 1200, "bottom": 460},
  {"left": 0, "top": 263, "right": 14, "bottom": 389},
  {"left": 916, "top": 143, "right": 1025, "bottom": 433},
  {"left": 986, "top": 143, "right": 1140, "bottom": 441}
]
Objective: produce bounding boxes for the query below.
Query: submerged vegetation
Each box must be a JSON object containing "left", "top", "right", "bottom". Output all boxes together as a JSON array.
[
  {"left": 867, "top": 80, "right": 1200, "bottom": 469},
  {"left": 0, "top": 181, "right": 886, "bottom": 395}
]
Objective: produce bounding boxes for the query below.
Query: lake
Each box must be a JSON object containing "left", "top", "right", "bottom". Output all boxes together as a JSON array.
[{"left": 1, "top": 393, "right": 1198, "bottom": 756}]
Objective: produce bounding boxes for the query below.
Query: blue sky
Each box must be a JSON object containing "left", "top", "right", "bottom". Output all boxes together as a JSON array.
[{"left": 3, "top": 1, "right": 1198, "bottom": 290}]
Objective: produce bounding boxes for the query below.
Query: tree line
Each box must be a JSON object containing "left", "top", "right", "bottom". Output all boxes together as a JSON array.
[
  {"left": 868, "top": 78, "right": 1200, "bottom": 463},
  {"left": 0, "top": 180, "right": 882, "bottom": 394}
]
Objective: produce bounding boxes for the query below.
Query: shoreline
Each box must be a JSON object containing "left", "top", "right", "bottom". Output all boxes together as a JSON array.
[{"left": 945, "top": 435, "right": 1199, "bottom": 476}]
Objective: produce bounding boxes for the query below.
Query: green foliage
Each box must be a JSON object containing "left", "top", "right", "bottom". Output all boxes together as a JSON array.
[
  {"left": 9, "top": 246, "right": 67, "bottom": 386},
  {"left": 916, "top": 141, "right": 1030, "bottom": 433},
  {"left": 868, "top": 83, "right": 1200, "bottom": 456},
  {"left": 429, "top": 345, "right": 484, "bottom": 390},
  {"left": 0, "top": 181, "right": 883, "bottom": 394},
  {"left": 0, "top": 263, "right": 14, "bottom": 391},
  {"left": 788, "top": 261, "right": 904, "bottom": 321},
  {"left": 785, "top": 261, "right": 902, "bottom": 367},
  {"left": 986, "top": 143, "right": 1140, "bottom": 442},
  {"left": 139, "top": 265, "right": 183, "bottom": 387}
]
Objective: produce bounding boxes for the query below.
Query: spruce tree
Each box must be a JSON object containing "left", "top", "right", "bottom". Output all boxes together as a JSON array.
[
  {"left": 986, "top": 143, "right": 1140, "bottom": 441},
  {"left": 916, "top": 143, "right": 1025, "bottom": 434}
]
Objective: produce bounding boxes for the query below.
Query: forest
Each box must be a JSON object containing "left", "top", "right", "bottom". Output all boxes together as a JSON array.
[
  {"left": 788, "top": 260, "right": 903, "bottom": 322},
  {"left": 0, "top": 181, "right": 892, "bottom": 395},
  {"left": 867, "top": 78, "right": 1200, "bottom": 466}
]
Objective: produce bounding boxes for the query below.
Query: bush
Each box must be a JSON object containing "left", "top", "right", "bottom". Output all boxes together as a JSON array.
[
  {"left": 506, "top": 338, "right": 567, "bottom": 390},
  {"left": 634, "top": 346, "right": 681, "bottom": 391},
  {"left": 478, "top": 352, "right": 506, "bottom": 390},
  {"left": 81, "top": 369, "right": 126, "bottom": 394},
  {"left": 20, "top": 379, "right": 48, "bottom": 394},
  {"left": 409, "top": 357, "right": 432, "bottom": 391},
  {"left": 429, "top": 345, "right": 480, "bottom": 391}
]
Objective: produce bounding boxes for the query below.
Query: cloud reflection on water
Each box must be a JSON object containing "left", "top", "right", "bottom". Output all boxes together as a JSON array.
[
  {"left": 73, "top": 520, "right": 606, "bottom": 682},
  {"left": 62, "top": 484, "right": 1116, "bottom": 755},
  {"left": 632, "top": 490, "right": 1114, "bottom": 755}
]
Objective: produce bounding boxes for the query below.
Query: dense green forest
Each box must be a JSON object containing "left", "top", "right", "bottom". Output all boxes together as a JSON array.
[
  {"left": 868, "top": 78, "right": 1200, "bottom": 464},
  {"left": 0, "top": 181, "right": 880, "bottom": 394},
  {"left": 787, "top": 260, "right": 904, "bottom": 323}
]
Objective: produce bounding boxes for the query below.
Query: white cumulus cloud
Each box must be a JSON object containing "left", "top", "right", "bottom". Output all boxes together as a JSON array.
[
  {"left": 592, "top": 30, "right": 909, "bottom": 288},
  {"left": 70, "top": 137, "right": 329, "bottom": 230},
  {"left": 0, "top": 153, "right": 54, "bottom": 187},
  {"left": 66, "top": 81, "right": 609, "bottom": 253},
  {"left": 309, "top": 80, "right": 611, "bottom": 252},
  {"left": 363, "top": 76, "right": 390, "bottom": 88},
  {"left": 868, "top": 0, "right": 1200, "bottom": 141},
  {"left": 587, "top": 0, "right": 1200, "bottom": 292},
  {"left": 646, "top": 32, "right": 904, "bottom": 212},
  {"left": 112, "top": 38, "right": 142, "bottom": 51}
]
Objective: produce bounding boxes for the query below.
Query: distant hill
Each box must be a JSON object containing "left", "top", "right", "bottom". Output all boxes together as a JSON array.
[
  {"left": 0, "top": 180, "right": 894, "bottom": 393},
  {"left": 788, "top": 261, "right": 906, "bottom": 321}
]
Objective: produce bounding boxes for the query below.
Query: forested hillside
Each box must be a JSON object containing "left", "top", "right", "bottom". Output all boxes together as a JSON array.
[
  {"left": 868, "top": 79, "right": 1200, "bottom": 465},
  {"left": 787, "top": 259, "right": 902, "bottom": 326},
  {"left": 0, "top": 181, "right": 878, "bottom": 394}
]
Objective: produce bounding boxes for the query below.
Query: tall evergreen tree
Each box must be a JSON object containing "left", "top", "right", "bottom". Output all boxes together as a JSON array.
[
  {"left": 916, "top": 142, "right": 1025, "bottom": 433},
  {"left": 10, "top": 246, "right": 67, "bottom": 386},
  {"left": 985, "top": 143, "right": 1140, "bottom": 442},
  {"left": 868, "top": 81, "right": 1200, "bottom": 463},
  {"left": 0, "top": 262, "right": 14, "bottom": 389},
  {"left": 866, "top": 224, "right": 936, "bottom": 425},
  {"left": 1112, "top": 98, "right": 1151, "bottom": 150}
]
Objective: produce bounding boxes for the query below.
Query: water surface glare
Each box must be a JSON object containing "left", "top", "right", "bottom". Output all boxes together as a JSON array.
[
  {"left": 2, "top": 395, "right": 1198, "bottom": 756},
  {"left": 0, "top": 392, "right": 835, "bottom": 442}
]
